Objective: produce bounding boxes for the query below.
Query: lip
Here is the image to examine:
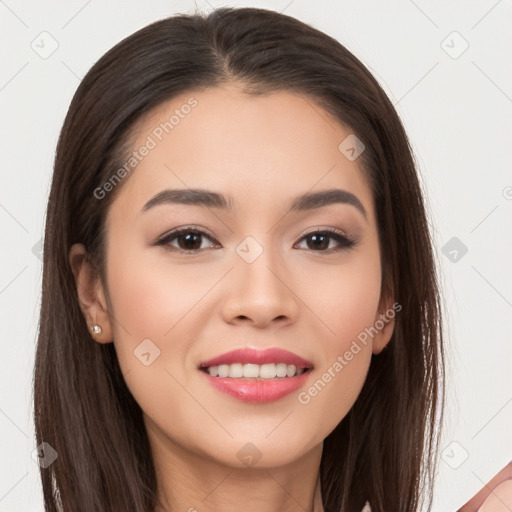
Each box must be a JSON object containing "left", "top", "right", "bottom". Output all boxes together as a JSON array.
[
  {"left": 200, "top": 370, "right": 311, "bottom": 403},
  {"left": 199, "top": 347, "right": 313, "bottom": 369},
  {"left": 198, "top": 347, "right": 313, "bottom": 403}
]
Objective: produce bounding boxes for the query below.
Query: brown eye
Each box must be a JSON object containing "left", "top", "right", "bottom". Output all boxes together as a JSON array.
[
  {"left": 156, "top": 228, "right": 219, "bottom": 253},
  {"left": 296, "top": 230, "right": 356, "bottom": 252},
  {"left": 155, "top": 227, "right": 356, "bottom": 254}
]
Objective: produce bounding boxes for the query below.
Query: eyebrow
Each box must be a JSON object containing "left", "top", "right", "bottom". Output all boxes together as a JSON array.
[{"left": 141, "top": 188, "right": 367, "bottom": 219}]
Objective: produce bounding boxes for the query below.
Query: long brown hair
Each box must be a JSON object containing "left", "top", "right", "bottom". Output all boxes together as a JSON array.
[{"left": 33, "top": 7, "right": 445, "bottom": 512}]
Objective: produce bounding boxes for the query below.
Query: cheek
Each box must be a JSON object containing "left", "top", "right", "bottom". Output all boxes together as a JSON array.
[
  {"left": 105, "top": 242, "right": 215, "bottom": 341},
  {"left": 299, "top": 247, "right": 382, "bottom": 346},
  {"left": 296, "top": 348, "right": 370, "bottom": 443},
  {"left": 104, "top": 244, "right": 210, "bottom": 421},
  {"left": 293, "top": 249, "right": 381, "bottom": 429},
  {"left": 103, "top": 240, "right": 199, "bottom": 374}
]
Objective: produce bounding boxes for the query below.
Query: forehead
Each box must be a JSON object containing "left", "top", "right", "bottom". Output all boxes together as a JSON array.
[{"left": 107, "top": 84, "right": 375, "bottom": 223}]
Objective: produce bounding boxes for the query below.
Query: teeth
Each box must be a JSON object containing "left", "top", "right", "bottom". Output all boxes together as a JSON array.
[
  {"left": 206, "top": 363, "right": 307, "bottom": 379},
  {"left": 242, "top": 363, "right": 259, "bottom": 378},
  {"left": 228, "top": 363, "right": 243, "bottom": 378},
  {"left": 276, "top": 363, "right": 287, "bottom": 377}
]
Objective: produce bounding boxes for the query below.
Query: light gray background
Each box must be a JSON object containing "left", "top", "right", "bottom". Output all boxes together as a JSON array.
[{"left": 1, "top": 1, "right": 511, "bottom": 511}]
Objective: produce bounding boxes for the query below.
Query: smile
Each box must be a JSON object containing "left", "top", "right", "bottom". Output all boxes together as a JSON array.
[{"left": 198, "top": 347, "right": 313, "bottom": 403}]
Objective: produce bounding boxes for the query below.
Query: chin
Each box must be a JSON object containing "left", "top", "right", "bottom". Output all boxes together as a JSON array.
[{"left": 204, "top": 432, "right": 320, "bottom": 470}]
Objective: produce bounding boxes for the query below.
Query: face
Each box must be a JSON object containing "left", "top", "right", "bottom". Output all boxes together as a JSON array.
[{"left": 71, "top": 83, "right": 395, "bottom": 470}]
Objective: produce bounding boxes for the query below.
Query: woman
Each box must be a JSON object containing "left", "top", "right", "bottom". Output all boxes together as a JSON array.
[{"left": 33, "top": 7, "right": 445, "bottom": 512}]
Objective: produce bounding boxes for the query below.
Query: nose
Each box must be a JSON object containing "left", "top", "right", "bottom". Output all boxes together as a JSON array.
[{"left": 221, "top": 243, "right": 300, "bottom": 329}]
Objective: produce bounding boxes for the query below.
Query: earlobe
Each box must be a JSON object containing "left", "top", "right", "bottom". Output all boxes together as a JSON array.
[{"left": 68, "top": 243, "right": 114, "bottom": 344}]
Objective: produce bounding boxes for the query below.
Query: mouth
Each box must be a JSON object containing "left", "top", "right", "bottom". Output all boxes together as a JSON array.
[{"left": 198, "top": 347, "right": 313, "bottom": 403}]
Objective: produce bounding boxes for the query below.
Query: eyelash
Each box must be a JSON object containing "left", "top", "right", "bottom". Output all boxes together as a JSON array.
[{"left": 154, "top": 226, "right": 357, "bottom": 254}]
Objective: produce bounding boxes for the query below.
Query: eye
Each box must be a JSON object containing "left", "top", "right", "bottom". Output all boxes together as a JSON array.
[
  {"left": 155, "top": 227, "right": 220, "bottom": 253},
  {"left": 154, "top": 226, "right": 357, "bottom": 254},
  {"left": 294, "top": 229, "right": 357, "bottom": 252}
]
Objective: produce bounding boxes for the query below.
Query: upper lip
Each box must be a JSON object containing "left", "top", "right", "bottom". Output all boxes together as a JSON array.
[{"left": 199, "top": 347, "right": 313, "bottom": 369}]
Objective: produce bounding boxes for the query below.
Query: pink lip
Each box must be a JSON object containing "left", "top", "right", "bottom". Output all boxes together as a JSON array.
[
  {"left": 198, "top": 347, "right": 313, "bottom": 403},
  {"left": 199, "top": 347, "right": 313, "bottom": 369},
  {"left": 200, "top": 370, "right": 311, "bottom": 403}
]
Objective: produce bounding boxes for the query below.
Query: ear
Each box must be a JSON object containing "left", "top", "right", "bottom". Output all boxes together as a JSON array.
[
  {"left": 371, "top": 287, "right": 399, "bottom": 355},
  {"left": 68, "top": 243, "right": 114, "bottom": 344}
]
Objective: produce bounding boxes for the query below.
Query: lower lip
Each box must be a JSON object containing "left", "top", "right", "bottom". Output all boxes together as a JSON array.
[{"left": 200, "top": 370, "right": 311, "bottom": 403}]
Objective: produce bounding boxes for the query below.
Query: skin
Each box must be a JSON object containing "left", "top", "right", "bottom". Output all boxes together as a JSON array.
[
  {"left": 69, "top": 82, "right": 396, "bottom": 512},
  {"left": 458, "top": 462, "right": 512, "bottom": 512}
]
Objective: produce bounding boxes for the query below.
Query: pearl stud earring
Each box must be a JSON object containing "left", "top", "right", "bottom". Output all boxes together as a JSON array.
[{"left": 90, "top": 324, "right": 102, "bottom": 335}]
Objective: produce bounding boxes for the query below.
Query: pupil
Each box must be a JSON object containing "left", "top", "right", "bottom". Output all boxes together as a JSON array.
[
  {"left": 180, "top": 233, "right": 200, "bottom": 250},
  {"left": 309, "top": 234, "right": 328, "bottom": 250}
]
